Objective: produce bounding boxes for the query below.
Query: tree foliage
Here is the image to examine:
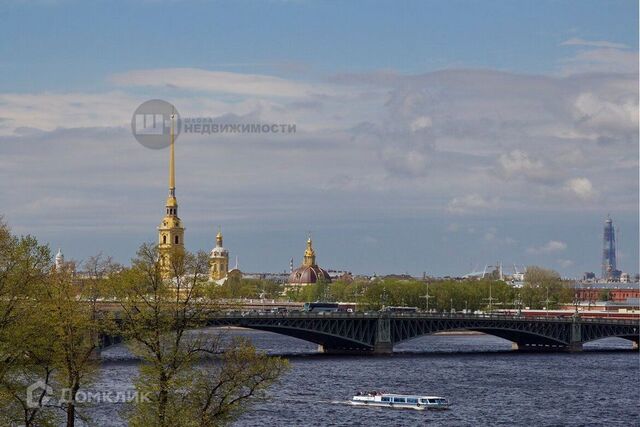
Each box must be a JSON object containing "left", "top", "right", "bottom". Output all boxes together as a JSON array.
[
  {"left": 0, "top": 220, "right": 288, "bottom": 427},
  {"left": 113, "top": 244, "right": 288, "bottom": 427},
  {"left": 288, "top": 267, "right": 574, "bottom": 312}
]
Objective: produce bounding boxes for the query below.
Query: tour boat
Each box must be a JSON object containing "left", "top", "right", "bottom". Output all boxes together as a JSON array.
[{"left": 351, "top": 391, "right": 449, "bottom": 410}]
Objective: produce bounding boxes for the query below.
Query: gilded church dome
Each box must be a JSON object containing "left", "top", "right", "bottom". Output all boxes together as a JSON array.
[
  {"left": 288, "top": 236, "right": 331, "bottom": 286},
  {"left": 289, "top": 265, "right": 331, "bottom": 285}
]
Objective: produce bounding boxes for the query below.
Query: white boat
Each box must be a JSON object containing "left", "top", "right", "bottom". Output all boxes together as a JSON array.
[{"left": 351, "top": 391, "right": 449, "bottom": 410}]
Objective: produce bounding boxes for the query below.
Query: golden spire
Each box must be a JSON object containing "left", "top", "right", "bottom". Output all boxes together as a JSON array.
[
  {"left": 169, "top": 110, "right": 176, "bottom": 197},
  {"left": 158, "top": 108, "right": 185, "bottom": 281},
  {"left": 216, "top": 225, "right": 223, "bottom": 247},
  {"left": 303, "top": 234, "right": 316, "bottom": 267}
]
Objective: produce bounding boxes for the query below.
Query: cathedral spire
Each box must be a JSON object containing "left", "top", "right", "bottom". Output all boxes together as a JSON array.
[
  {"left": 303, "top": 234, "right": 316, "bottom": 267},
  {"left": 158, "top": 110, "right": 185, "bottom": 280},
  {"left": 169, "top": 110, "right": 176, "bottom": 198},
  {"left": 216, "top": 225, "right": 223, "bottom": 247}
]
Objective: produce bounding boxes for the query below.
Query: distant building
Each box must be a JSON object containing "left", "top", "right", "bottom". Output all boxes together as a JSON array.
[
  {"left": 209, "top": 228, "right": 230, "bottom": 283},
  {"left": 55, "top": 248, "right": 64, "bottom": 271},
  {"left": 288, "top": 236, "right": 331, "bottom": 288},
  {"left": 602, "top": 216, "right": 621, "bottom": 281},
  {"left": 574, "top": 282, "right": 640, "bottom": 303}
]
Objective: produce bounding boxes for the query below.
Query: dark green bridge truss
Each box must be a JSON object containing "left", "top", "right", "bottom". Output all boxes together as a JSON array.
[
  {"left": 100, "top": 312, "right": 639, "bottom": 354},
  {"left": 205, "top": 312, "right": 639, "bottom": 354}
]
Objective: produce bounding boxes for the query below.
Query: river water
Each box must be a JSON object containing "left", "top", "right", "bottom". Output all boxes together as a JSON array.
[{"left": 87, "top": 329, "right": 638, "bottom": 426}]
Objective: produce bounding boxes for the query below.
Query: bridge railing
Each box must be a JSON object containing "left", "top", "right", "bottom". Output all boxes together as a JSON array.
[{"left": 216, "top": 311, "right": 639, "bottom": 325}]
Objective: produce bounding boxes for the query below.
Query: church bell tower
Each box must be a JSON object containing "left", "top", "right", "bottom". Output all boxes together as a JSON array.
[
  {"left": 209, "top": 227, "right": 229, "bottom": 281},
  {"left": 158, "top": 112, "right": 185, "bottom": 279}
]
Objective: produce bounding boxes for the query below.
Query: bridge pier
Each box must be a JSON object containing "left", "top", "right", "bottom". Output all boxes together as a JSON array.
[
  {"left": 373, "top": 341, "right": 393, "bottom": 354},
  {"left": 372, "top": 315, "right": 393, "bottom": 354},
  {"left": 566, "top": 342, "right": 583, "bottom": 352}
]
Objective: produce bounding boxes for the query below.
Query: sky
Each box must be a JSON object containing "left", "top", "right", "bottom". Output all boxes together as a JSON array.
[{"left": 0, "top": 0, "right": 638, "bottom": 277}]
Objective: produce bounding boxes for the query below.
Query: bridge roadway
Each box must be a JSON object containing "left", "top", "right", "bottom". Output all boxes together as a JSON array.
[{"left": 205, "top": 312, "right": 639, "bottom": 354}]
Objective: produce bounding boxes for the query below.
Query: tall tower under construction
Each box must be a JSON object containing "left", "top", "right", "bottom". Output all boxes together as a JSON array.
[{"left": 601, "top": 216, "right": 618, "bottom": 280}]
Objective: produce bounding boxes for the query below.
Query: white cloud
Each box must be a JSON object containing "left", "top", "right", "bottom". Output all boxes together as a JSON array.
[
  {"left": 110, "top": 68, "right": 336, "bottom": 98},
  {"left": 561, "top": 38, "right": 628, "bottom": 50},
  {"left": 564, "top": 177, "right": 595, "bottom": 200},
  {"left": 380, "top": 147, "right": 430, "bottom": 178},
  {"left": 410, "top": 116, "right": 432, "bottom": 132},
  {"left": 447, "top": 194, "right": 493, "bottom": 214},
  {"left": 527, "top": 240, "right": 568, "bottom": 254},
  {"left": 0, "top": 91, "right": 135, "bottom": 135},
  {"left": 496, "top": 150, "right": 558, "bottom": 183},
  {"left": 560, "top": 46, "right": 638, "bottom": 75},
  {"left": 573, "top": 92, "right": 638, "bottom": 137}
]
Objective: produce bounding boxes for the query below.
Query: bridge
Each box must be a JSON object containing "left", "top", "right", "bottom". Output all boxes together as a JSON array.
[{"left": 204, "top": 312, "right": 639, "bottom": 354}]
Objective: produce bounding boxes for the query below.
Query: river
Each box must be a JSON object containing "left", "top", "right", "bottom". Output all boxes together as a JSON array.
[{"left": 86, "top": 329, "right": 638, "bottom": 426}]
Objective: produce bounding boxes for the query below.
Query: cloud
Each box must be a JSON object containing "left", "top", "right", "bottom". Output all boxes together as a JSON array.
[
  {"left": 564, "top": 177, "right": 595, "bottom": 200},
  {"left": 558, "top": 259, "right": 574, "bottom": 268},
  {"left": 496, "top": 150, "right": 559, "bottom": 183},
  {"left": 410, "top": 116, "right": 432, "bottom": 132},
  {"left": 561, "top": 38, "right": 628, "bottom": 49},
  {"left": 110, "top": 68, "right": 336, "bottom": 98},
  {"left": 447, "top": 194, "right": 493, "bottom": 214},
  {"left": 0, "top": 62, "right": 636, "bottom": 247},
  {"left": 559, "top": 38, "right": 638, "bottom": 75},
  {"left": 0, "top": 91, "right": 135, "bottom": 135},
  {"left": 527, "top": 240, "right": 567, "bottom": 254},
  {"left": 573, "top": 92, "right": 638, "bottom": 138}
]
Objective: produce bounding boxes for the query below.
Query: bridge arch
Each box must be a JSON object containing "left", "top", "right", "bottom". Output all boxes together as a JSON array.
[
  {"left": 389, "top": 317, "right": 575, "bottom": 349},
  {"left": 391, "top": 326, "right": 569, "bottom": 348},
  {"left": 581, "top": 334, "right": 639, "bottom": 347},
  {"left": 240, "top": 324, "right": 374, "bottom": 351},
  {"left": 207, "top": 316, "right": 380, "bottom": 353}
]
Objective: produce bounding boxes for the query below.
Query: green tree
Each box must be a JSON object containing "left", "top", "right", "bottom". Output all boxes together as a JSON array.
[
  {"left": 0, "top": 219, "right": 59, "bottom": 426},
  {"left": 43, "top": 255, "right": 116, "bottom": 427},
  {"left": 522, "top": 266, "right": 563, "bottom": 309},
  {"left": 113, "top": 244, "right": 288, "bottom": 427}
]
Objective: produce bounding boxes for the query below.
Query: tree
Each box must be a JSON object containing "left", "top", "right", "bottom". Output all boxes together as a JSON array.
[
  {"left": 182, "top": 337, "right": 287, "bottom": 426},
  {"left": 112, "top": 244, "right": 288, "bottom": 427},
  {"left": 0, "top": 219, "right": 121, "bottom": 427},
  {"left": 0, "top": 219, "right": 59, "bottom": 426},
  {"left": 42, "top": 255, "right": 116, "bottom": 427},
  {"left": 522, "top": 266, "right": 563, "bottom": 309}
]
